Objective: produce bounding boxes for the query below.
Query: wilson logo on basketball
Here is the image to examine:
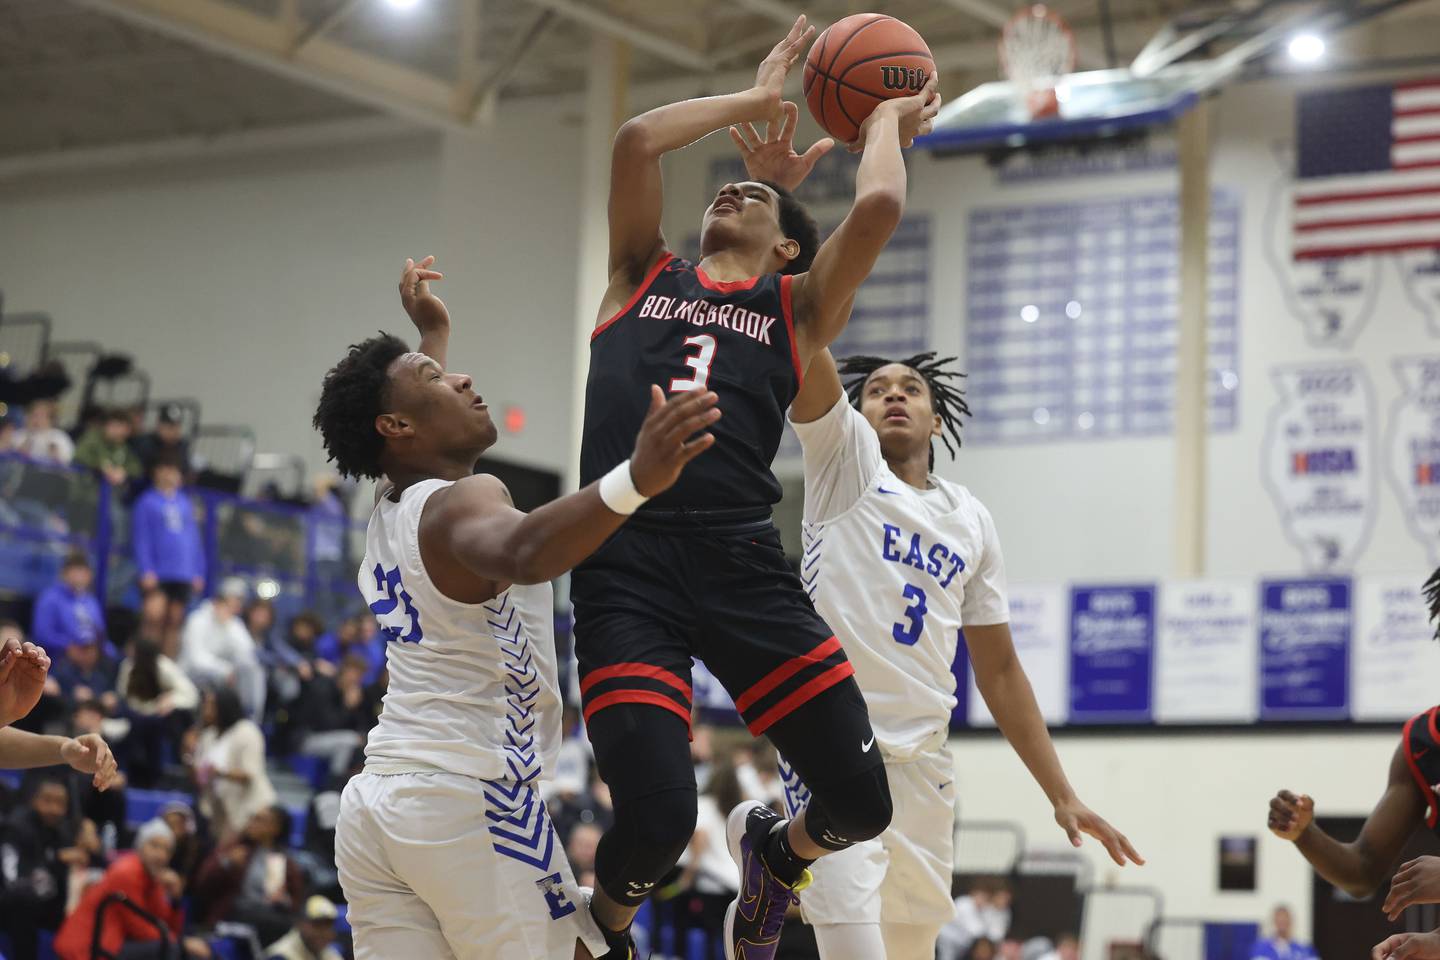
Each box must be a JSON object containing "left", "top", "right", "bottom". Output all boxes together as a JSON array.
[{"left": 879, "top": 66, "right": 927, "bottom": 92}]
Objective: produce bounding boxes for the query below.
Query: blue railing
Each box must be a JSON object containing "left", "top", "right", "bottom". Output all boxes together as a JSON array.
[{"left": 0, "top": 453, "right": 363, "bottom": 624}]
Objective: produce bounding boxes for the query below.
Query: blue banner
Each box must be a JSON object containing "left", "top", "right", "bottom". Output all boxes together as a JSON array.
[
  {"left": 1260, "top": 578, "right": 1351, "bottom": 720},
  {"left": 1069, "top": 585, "right": 1156, "bottom": 723}
]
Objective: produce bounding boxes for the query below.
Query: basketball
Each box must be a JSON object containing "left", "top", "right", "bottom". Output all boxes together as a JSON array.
[{"left": 803, "top": 13, "right": 935, "bottom": 144}]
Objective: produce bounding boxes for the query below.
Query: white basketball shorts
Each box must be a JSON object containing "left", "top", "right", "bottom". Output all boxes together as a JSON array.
[
  {"left": 781, "top": 746, "right": 957, "bottom": 928},
  {"left": 336, "top": 770, "right": 606, "bottom": 960}
]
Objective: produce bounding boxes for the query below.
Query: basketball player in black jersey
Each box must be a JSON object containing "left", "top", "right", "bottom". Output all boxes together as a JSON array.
[
  {"left": 573, "top": 15, "right": 940, "bottom": 960},
  {"left": 1268, "top": 566, "right": 1440, "bottom": 960}
]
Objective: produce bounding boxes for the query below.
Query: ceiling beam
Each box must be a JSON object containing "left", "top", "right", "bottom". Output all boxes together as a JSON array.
[
  {"left": 515, "top": 0, "right": 713, "bottom": 70},
  {"left": 463, "top": 9, "right": 557, "bottom": 123},
  {"left": 70, "top": 0, "right": 475, "bottom": 132},
  {"left": 291, "top": 0, "right": 366, "bottom": 55}
]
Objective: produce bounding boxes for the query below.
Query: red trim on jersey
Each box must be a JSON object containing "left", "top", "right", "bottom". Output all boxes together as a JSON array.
[
  {"left": 780, "top": 273, "right": 804, "bottom": 386},
  {"left": 734, "top": 635, "right": 842, "bottom": 713},
  {"left": 694, "top": 263, "right": 763, "bottom": 293},
  {"left": 579, "top": 662, "right": 693, "bottom": 700},
  {"left": 745, "top": 661, "right": 856, "bottom": 736},
  {"left": 583, "top": 689, "right": 693, "bottom": 730},
  {"left": 1403, "top": 710, "right": 1439, "bottom": 830},
  {"left": 592, "top": 252, "right": 675, "bottom": 341}
]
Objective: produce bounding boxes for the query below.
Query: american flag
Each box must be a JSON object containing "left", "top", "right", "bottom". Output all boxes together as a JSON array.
[{"left": 1293, "top": 78, "right": 1440, "bottom": 260}]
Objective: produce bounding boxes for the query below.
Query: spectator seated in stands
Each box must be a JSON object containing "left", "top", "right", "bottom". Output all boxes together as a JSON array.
[
  {"left": 0, "top": 774, "right": 85, "bottom": 958},
  {"left": 565, "top": 822, "right": 601, "bottom": 892},
  {"left": 938, "top": 878, "right": 1013, "bottom": 960},
  {"left": 192, "top": 806, "right": 307, "bottom": 947},
  {"left": 306, "top": 475, "right": 350, "bottom": 584},
  {"left": 161, "top": 800, "right": 210, "bottom": 890},
  {"left": 117, "top": 638, "right": 200, "bottom": 788},
  {"left": 180, "top": 579, "right": 265, "bottom": 722},
  {"left": 1249, "top": 905, "right": 1316, "bottom": 960},
  {"left": 50, "top": 634, "right": 120, "bottom": 711},
  {"left": 135, "top": 453, "right": 206, "bottom": 653},
  {"left": 293, "top": 653, "right": 379, "bottom": 780},
  {"left": 132, "top": 404, "right": 192, "bottom": 480},
  {"left": 264, "top": 895, "right": 343, "bottom": 960},
  {"left": 313, "top": 613, "right": 385, "bottom": 686},
  {"left": 75, "top": 408, "right": 143, "bottom": 487},
  {"left": 31, "top": 549, "right": 108, "bottom": 660},
  {"left": 193, "top": 687, "right": 277, "bottom": 841},
  {"left": 12, "top": 398, "right": 74, "bottom": 466},
  {"left": 54, "top": 818, "right": 212, "bottom": 960}
]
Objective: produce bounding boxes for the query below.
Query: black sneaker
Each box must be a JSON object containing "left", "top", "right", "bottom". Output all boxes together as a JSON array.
[{"left": 723, "top": 800, "right": 811, "bottom": 960}]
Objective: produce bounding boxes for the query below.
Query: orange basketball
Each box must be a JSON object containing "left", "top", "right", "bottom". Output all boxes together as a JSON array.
[{"left": 803, "top": 13, "right": 934, "bottom": 144}]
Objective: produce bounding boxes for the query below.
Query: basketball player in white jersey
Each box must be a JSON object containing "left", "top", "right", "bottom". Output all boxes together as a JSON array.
[
  {"left": 312, "top": 257, "right": 721, "bottom": 960},
  {"left": 731, "top": 96, "right": 1143, "bottom": 960}
]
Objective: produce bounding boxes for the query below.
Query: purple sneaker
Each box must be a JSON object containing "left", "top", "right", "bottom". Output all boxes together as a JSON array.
[{"left": 723, "top": 800, "right": 811, "bottom": 960}]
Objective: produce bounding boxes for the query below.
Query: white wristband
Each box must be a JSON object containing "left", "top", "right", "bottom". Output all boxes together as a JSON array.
[{"left": 598, "top": 459, "right": 648, "bottom": 515}]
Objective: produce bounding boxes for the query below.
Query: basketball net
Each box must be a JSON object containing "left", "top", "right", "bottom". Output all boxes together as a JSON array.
[{"left": 999, "top": 5, "right": 1077, "bottom": 120}]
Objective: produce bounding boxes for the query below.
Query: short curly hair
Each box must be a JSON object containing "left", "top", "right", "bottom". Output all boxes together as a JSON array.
[
  {"left": 312, "top": 333, "right": 409, "bottom": 480},
  {"left": 758, "top": 180, "right": 819, "bottom": 275}
]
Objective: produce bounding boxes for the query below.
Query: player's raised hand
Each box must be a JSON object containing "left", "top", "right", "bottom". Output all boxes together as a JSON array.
[
  {"left": 1384, "top": 856, "right": 1440, "bottom": 920},
  {"left": 1054, "top": 799, "right": 1144, "bottom": 867},
  {"left": 755, "top": 16, "right": 814, "bottom": 113},
  {"left": 629, "top": 386, "right": 721, "bottom": 497},
  {"left": 853, "top": 71, "right": 942, "bottom": 152},
  {"left": 730, "top": 101, "right": 834, "bottom": 193},
  {"left": 0, "top": 639, "right": 50, "bottom": 728},
  {"left": 399, "top": 256, "right": 448, "bottom": 334},
  {"left": 1268, "top": 790, "right": 1315, "bottom": 841},
  {"left": 1375, "top": 932, "right": 1440, "bottom": 960}
]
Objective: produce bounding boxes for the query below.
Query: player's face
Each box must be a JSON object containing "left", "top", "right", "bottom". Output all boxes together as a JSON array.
[
  {"left": 384, "top": 353, "right": 497, "bottom": 460},
  {"left": 859, "top": 364, "right": 942, "bottom": 461},
  {"left": 700, "top": 181, "right": 787, "bottom": 262}
]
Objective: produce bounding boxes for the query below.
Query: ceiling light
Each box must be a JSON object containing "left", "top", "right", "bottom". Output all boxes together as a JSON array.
[
  {"left": 385, "top": 0, "right": 422, "bottom": 11},
  {"left": 1288, "top": 34, "right": 1325, "bottom": 64}
]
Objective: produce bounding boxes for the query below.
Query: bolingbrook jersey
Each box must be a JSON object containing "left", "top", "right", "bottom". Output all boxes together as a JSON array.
[
  {"left": 580, "top": 253, "right": 803, "bottom": 511},
  {"left": 794, "top": 396, "right": 1010, "bottom": 760},
  {"left": 1403, "top": 706, "right": 1440, "bottom": 837},
  {"left": 358, "top": 478, "right": 562, "bottom": 784}
]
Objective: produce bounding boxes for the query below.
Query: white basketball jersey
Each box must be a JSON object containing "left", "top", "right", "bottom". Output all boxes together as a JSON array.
[
  {"left": 358, "top": 478, "right": 562, "bottom": 784},
  {"left": 793, "top": 397, "right": 1009, "bottom": 760}
]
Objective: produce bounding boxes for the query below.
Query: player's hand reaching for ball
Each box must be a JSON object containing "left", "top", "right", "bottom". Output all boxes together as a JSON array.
[
  {"left": 1268, "top": 790, "right": 1315, "bottom": 841},
  {"left": 754, "top": 16, "right": 814, "bottom": 118},
  {"left": 854, "top": 72, "right": 942, "bottom": 152},
  {"left": 731, "top": 101, "right": 834, "bottom": 193},
  {"left": 1375, "top": 932, "right": 1440, "bottom": 960},
  {"left": 1054, "top": 799, "right": 1144, "bottom": 867},
  {"left": 399, "top": 256, "right": 448, "bottom": 335},
  {"left": 629, "top": 387, "right": 721, "bottom": 497},
  {"left": 1384, "top": 856, "right": 1440, "bottom": 920}
]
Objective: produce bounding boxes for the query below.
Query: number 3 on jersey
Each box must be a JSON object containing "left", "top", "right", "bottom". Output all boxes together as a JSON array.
[
  {"left": 670, "top": 334, "right": 717, "bottom": 392},
  {"left": 892, "top": 583, "right": 928, "bottom": 646}
]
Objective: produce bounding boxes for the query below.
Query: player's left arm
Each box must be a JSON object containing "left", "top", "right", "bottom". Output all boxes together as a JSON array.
[
  {"left": 399, "top": 256, "right": 449, "bottom": 368},
  {"left": 790, "top": 75, "right": 940, "bottom": 365}
]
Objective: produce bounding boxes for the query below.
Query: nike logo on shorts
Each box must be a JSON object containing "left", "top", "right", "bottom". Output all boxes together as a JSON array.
[{"left": 861, "top": 736, "right": 876, "bottom": 753}]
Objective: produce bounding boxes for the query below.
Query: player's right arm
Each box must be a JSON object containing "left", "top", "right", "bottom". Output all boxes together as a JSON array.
[
  {"left": 601, "top": 17, "right": 813, "bottom": 310},
  {"left": 428, "top": 388, "right": 720, "bottom": 588},
  {"left": 1269, "top": 742, "right": 1424, "bottom": 899}
]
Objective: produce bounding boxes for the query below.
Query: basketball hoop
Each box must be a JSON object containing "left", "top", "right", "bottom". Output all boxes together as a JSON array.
[{"left": 999, "top": 5, "right": 1076, "bottom": 120}]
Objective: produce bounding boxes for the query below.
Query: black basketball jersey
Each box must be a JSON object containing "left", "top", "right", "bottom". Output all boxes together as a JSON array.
[
  {"left": 1403, "top": 706, "right": 1440, "bottom": 837},
  {"left": 580, "top": 253, "right": 803, "bottom": 512}
]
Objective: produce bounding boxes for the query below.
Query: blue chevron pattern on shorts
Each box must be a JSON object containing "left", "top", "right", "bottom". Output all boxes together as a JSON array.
[
  {"left": 777, "top": 757, "right": 811, "bottom": 820},
  {"left": 483, "top": 779, "right": 557, "bottom": 871}
]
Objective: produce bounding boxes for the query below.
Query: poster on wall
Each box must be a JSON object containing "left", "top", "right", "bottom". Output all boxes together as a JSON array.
[
  {"left": 1399, "top": 250, "right": 1440, "bottom": 338},
  {"left": 968, "top": 582, "right": 1068, "bottom": 727},
  {"left": 1155, "top": 581, "right": 1259, "bottom": 723},
  {"left": 1069, "top": 585, "right": 1155, "bottom": 723},
  {"left": 1260, "top": 578, "right": 1351, "bottom": 720},
  {"left": 1353, "top": 575, "right": 1440, "bottom": 721},
  {"left": 1387, "top": 356, "right": 1440, "bottom": 565},
  {"left": 1263, "top": 363, "right": 1377, "bottom": 571}
]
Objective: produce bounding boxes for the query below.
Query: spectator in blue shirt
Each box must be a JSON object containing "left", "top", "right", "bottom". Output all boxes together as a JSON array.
[
  {"left": 49, "top": 638, "right": 119, "bottom": 714},
  {"left": 1250, "top": 905, "right": 1316, "bottom": 960},
  {"left": 134, "top": 452, "right": 205, "bottom": 658},
  {"left": 314, "top": 613, "right": 385, "bottom": 686},
  {"left": 31, "top": 551, "right": 107, "bottom": 658}
]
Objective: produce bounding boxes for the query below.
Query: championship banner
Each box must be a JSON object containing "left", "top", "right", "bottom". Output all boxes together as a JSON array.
[
  {"left": 1155, "top": 581, "right": 1259, "bottom": 724},
  {"left": 1260, "top": 578, "right": 1351, "bottom": 720},
  {"left": 1399, "top": 246, "right": 1440, "bottom": 338},
  {"left": 1387, "top": 356, "right": 1440, "bottom": 565},
  {"left": 1352, "top": 574, "right": 1440, "bottom": 722},
  {"left": 1069, "top": 585, "right": 1155, "bottom": 724},
  {"left": 1263, "top": 364, "right": 1377, "bottom": 572},
  {"left": 968, "top": 582, "right": 1068, "bottom": 727}
]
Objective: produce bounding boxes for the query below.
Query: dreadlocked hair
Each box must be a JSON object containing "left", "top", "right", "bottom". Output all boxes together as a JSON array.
[
  {"left": 838, "top": 352, "right": 971, "bottom": 471},
  {"left": 312, "top": 333, "right": 410, "bottom": 481},
  {"left": 1426, "top": 564, "right": 1440, "bottom": 642}
]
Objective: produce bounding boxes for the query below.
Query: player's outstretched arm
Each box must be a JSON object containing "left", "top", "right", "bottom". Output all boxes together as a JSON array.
[
  {"left": 790, "top": 74, "right": 940, "bottom": 365},
  {"left": 431, "top": 388, "right": 720, "bottom": 587},
  {"left": 607, "top": 16, "right": 813, "bottom": 285},
  {"left": 968, "top": 622, "right": 1144, "bottom": 867},
  {"left": 1269, "top": 743, "right": 1423, "bottom": 899},
  {"left": 0, "top": 727, "right": 120, "bottom": 791},
  {"left": 399, "top": 256, "right": 449, "bottom": 369}
]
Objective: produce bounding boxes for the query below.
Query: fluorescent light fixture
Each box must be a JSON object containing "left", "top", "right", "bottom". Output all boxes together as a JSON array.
[
  {"left": 385, "top": 0, "right": 422, "bottom": 11},
  {"left": 1288, "top": 33, "right": 1325, "bottom": 64}
]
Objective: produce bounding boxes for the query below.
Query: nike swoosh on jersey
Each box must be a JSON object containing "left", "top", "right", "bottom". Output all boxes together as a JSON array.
[{"left": 876, "top": 486, "right": 902, "bottom": 495}]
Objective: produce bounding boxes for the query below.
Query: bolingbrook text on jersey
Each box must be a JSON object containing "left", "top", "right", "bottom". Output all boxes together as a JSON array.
[{"left": 635, "top": 294, "right": 779, "bottom": 346}]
